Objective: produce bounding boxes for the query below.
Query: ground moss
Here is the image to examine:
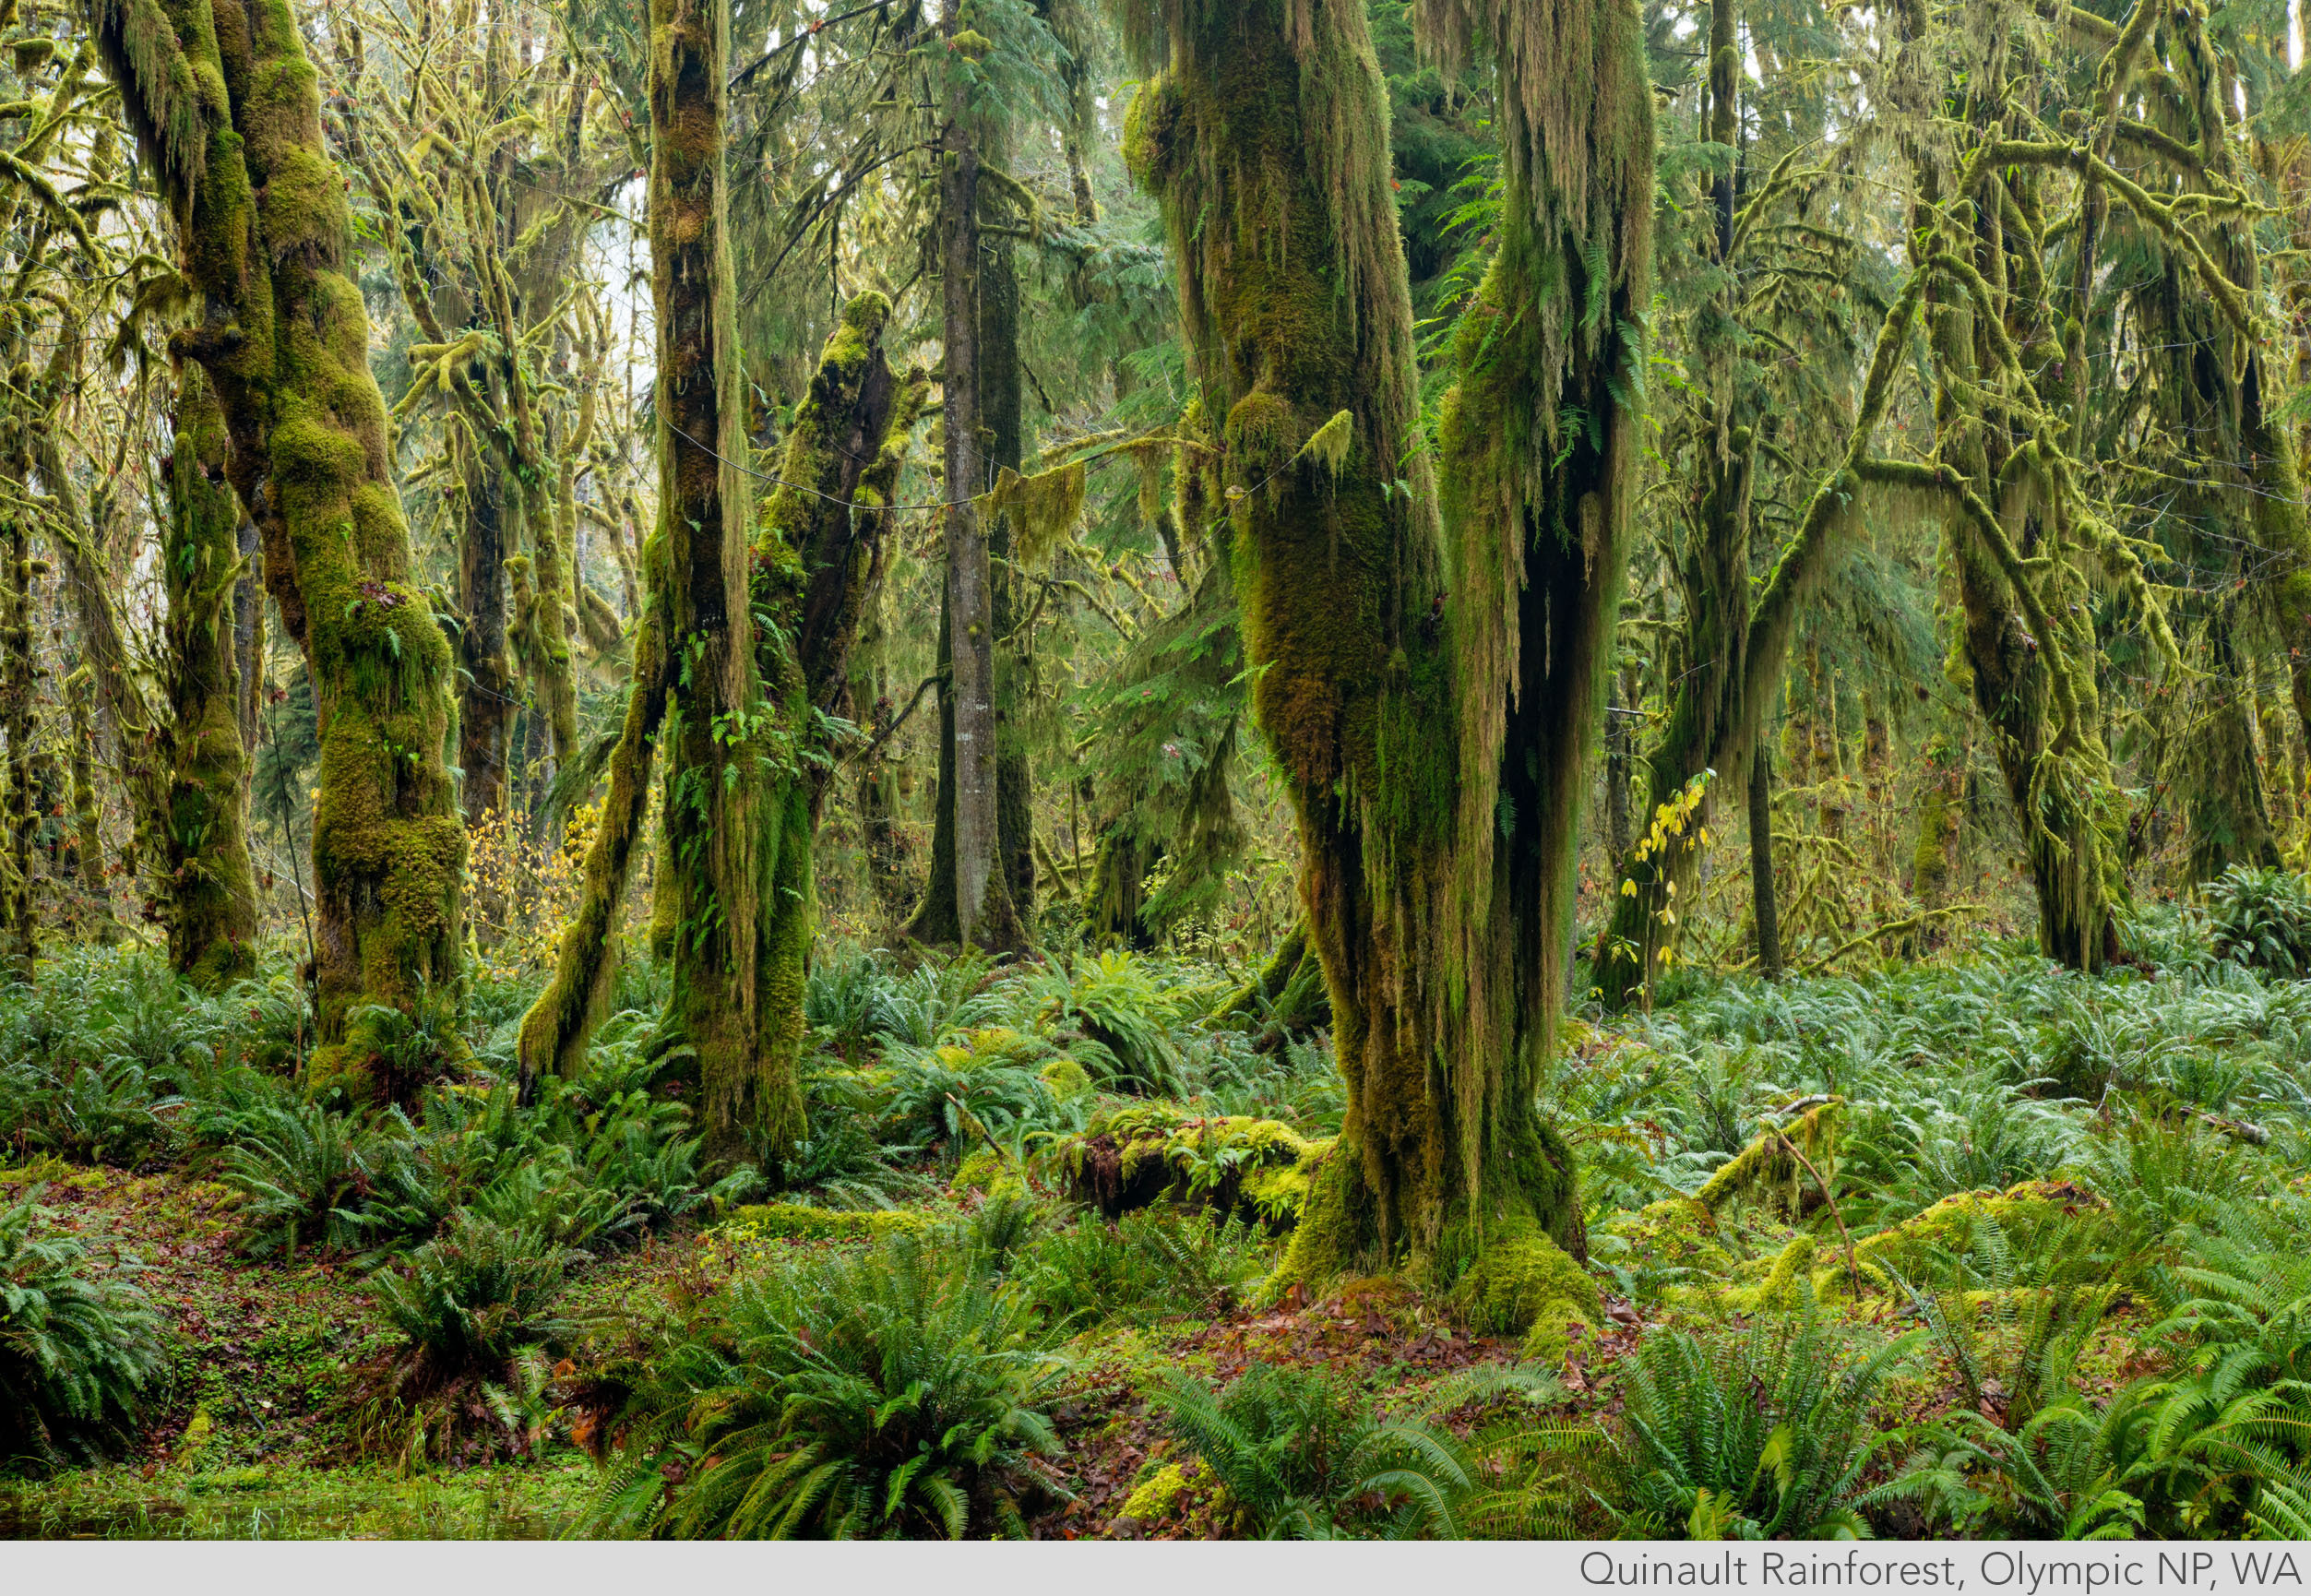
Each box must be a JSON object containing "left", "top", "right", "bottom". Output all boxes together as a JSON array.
[
  {"left": 718, "top": 1202, "right": 936, "bottom": 1246},
  {"left": 1114, "top": 1460, "right": 1190, "bottom": 1527},
  {"left": 1435, "top": 1213, "right": 1600, "bottom": 1365}
]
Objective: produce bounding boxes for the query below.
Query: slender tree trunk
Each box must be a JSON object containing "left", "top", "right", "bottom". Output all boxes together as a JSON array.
[
  {"left": 904, "top": 601, "right": 961, "bottom": 941},
  {"left": 980, "top": 221, "right": 1037, "bottom": 927},
  {"left": 457, "top": 446, "right": 515, "bottom": 825},
  {"left": 65, "top": 667, "right": 115, "bottom": 944},
  {"left": 935, "top": 19, "right": 1023, "bottom": 954},
  {"left": 0, "top": 488, "right": 33, "bottom": 981},
  {"left": 1749, "top": 738, "right": 1781, "bottom": 979}
]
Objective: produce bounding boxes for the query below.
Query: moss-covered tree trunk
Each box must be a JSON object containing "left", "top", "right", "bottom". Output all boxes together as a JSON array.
[
  {"left": 1749, "top": 738, "right": 1781, "bottom": 978},
  {"left": 93, "top": 0, "right": 466, "bottom": 1083},
  {"left": 232, "top": 517, "right": 261, "bottom": 754},
  {"left": 161, "top": 366, "right": 258, "bottom": 986},
  {"left": 518, "top": 297, "right": 915, "bottom": 1121},
  {"left": 1124, "top": 0, "right": 1649, "bottom": 1293},
  {"left": 63, "top": 666, "right": 115, "bottom": 944},
  {"left": 639, "top": 0, "right": 773, "bottom": 1156},
  {"left": 0, "top": 476, "right": 32, "bottom": 981},
  {"left": 746, "top": 292, "right": 922, "bottom": 1147}
]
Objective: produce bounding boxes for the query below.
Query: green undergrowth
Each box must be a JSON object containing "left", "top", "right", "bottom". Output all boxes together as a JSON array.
[{"left": 8, "top": 935, "right": 2311, "bottom": 1537}]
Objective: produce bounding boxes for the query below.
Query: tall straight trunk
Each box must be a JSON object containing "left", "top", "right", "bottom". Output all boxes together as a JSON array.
[
  {"left": 647, "top": 0, "right": 773, "bottom": 1157},
  {"left": 0, "top": 485, "right": 32, "bottom": 981},
  {"left": 457, "top": 446, "right": 515, "bottom": 824},
  {"left": 161, "top": 367, "right": 258, "bottom": 985},
  {"left": 93, "top": 0, "right": 467, "bottom": 1089},
  {"left": 65, "top": 667, "right": 115, "bottom": 944},
  {"left": 935, "top": 19, "right": 1024, "bottom": 954},
  {"left": 980, "top": 225, "right": 1037, "bottom": 926},
  {"left": 1749, "top": 738, "right": 1781, "bottom": 979},
  {"left": 904, "top": 600, "right": 961, "bottom": 941}
]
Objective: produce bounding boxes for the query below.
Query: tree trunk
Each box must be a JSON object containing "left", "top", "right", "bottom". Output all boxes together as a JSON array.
[
  {"left": 161, "top": 367, "right": 258, "bottom": 985},
  {"left": 457, "top": 445, "right": 515, "bottom": 825},
  {"left": 1124, "top": 0, "right": 1652, "bottom": 1284},
  {"left": 94, "top": 0, "right": 467, "bottom": 1090},
  {"left": 980, "top": 220, "right": 1038, "bottom": 928},
  {"left": 935, "top": 23, "right": 1024, "bottom": 954},
  {"left": 0, "top": 479, "right": 33, "bottom": 981},
  {"left": 65, "top": 666, "right": 116, "bottom": 945},
  {"left": 1749, "top": 738, "right": 1781, "bottom": 980}
]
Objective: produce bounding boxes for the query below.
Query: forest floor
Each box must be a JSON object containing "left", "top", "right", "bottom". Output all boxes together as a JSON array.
[{"left": 6, "top": 920, "right": 2303, "bottom": 1540}]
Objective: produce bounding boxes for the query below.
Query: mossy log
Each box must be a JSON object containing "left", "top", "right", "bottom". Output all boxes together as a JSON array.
[{"left": 1059, "top": 1102, "right": 1333, "bottom": 1230}]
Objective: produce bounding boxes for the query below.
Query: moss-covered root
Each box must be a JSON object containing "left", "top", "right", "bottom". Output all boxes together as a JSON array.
[
  {"left": 1448, "top": 1214, "right": 1602, "bottom": 1366},
  {"left": 161, "top": 366, "right": 257, "bottom": 988}
]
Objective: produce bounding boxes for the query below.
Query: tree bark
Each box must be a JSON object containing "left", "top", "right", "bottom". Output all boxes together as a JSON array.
[
  {"left": 161, "top": 366, "right": 258, "bottom": 985},
  {"left": 1749, "top": 738, "right": 1781, "bottom": 979},
  {"left": 935, "top": 16, "right": 1023, "bottom": 954}
]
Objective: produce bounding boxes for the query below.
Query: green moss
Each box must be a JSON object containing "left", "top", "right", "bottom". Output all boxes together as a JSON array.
[
  {"left": 1448, "top": 1214, "right": 1600, "bottom": 1364},
  {"left": 1115, "top": 1460, "right": 1190, "bottom": 1527},
  {"left": 1061, "top": 1102, "right": 1331, "bottom": 1227},
  {"left": 952, "top": 1147, "right": 1026, "bottom": 1201},
  {"left": 1039, "top": 1056, "right": 1091, "bottom": 1100},
  {"left": 719, "top": 1203, "right": 937, "bottom": 1244},
  {"left": 1694, "top": 1099, "right": 1841, "bottom": 1218}
]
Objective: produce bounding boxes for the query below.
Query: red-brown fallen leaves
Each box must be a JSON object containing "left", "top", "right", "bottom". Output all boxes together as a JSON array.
[{"left": 1029, "top": 1278, "right": 1647, "bottom": 1539}]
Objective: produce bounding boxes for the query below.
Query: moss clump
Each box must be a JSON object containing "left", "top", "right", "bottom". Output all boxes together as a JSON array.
[
  {"left": 719, "top": 1203, "right": 936, "bottom": 1245},
  {"left": 1448, "top": 1215, "right": 1600, "bottom": 1364},
  {"left": 1039, "top": 1056, "right": 1091, "bottom": 1101},
  {"left": 1114, "top": 1460, "right": 1190, "bottom": 1527},
  {"left": 1694, "top": 1099, "right": 1842, "bottom": 1218},
  {"left": 952, "top": 1148, "right": 1027, "bottom": 1202}
]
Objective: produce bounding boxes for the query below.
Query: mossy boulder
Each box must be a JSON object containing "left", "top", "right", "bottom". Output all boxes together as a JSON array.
[
  {"left": 1060, "top": 1102, "right": 1331, "bottom": 1228},
  {"left": 1449, "top": 1215, "right": 1601, "bottom": 1365}
]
